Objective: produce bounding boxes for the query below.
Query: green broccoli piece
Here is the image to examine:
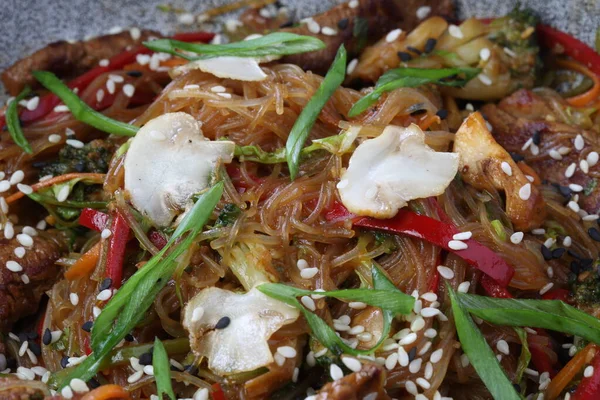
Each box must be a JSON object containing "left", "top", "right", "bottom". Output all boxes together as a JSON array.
[
  {"left": 487, "top": 5, "right": 541, "bottom": 86},
  {"left": 40, "top": 139, "right": 116, "bottom": 177}
]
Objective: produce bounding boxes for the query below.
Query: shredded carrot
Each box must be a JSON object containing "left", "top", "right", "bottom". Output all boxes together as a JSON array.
[
  {"left": 5, "top": 173, "right": 105, "bottom": 204},
  {"left": 418, "top": 113, "right": 441, "bottom": 131},
  {"left": 556, "top": 59, "right": 600, "bottom": 107},
  {"left": 517, "top": 161, "right": 542, "bottom": 185},
  {"left": 545, "top": 344, "right": 596, "bottom": 400},
  {"left": 160, "top": 58, "right": 189, "bottom": 68},
  {"left": 81, "top": 384, "right": 131, "bottom": 400},
  {"left": 64, "top": 242, "right": 102, "bottom": 280}
]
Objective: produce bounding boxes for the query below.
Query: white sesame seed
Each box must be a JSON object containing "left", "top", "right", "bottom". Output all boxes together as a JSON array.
[
  {"left": 569, "top": 345, "right": 578, "bottom": 357},
  {"left": 9, "top": 170, "right": 24, "bottom": 185},
  {"left": 413, "top": 299, "right": 422, "bottom": 314},
  {"left": 460, "top": 353, "right": 470, "bottom": 367},
  {"left": 519, "top": 183, "right": 531, "bottom": 201},
  {"left": 384, "top": 352, "right": 398, "bottom": 370},
  {"left": 567, "top": 201, "right": 580, "bottom": 213},
  {"left": 399, "top": 332, "right": 418, "bottom": 346},
  {"left": 300, "top": 267, "right": 318, "bottom": 279},
  {"left": 347, "top": 58, "right": 358, "bottom": 75},
  {"left": 70, "top": 378, "right": 89, "bottom": 393},
  {"left": 437, "top": 265, "right": 454, "bottom": 280},
  {"left": 509, "top": 231, "right": 524, "bottom": 244},
  {"left": 56, "top": 185, "right": 70, "bottom": 202},
  {"left": 405, "top": 380, "right": 418, "bottom": 395},
  {"left": 307, "top": 19, "right": 320, "bottom": 34},
  {"left": 129, "top": 27, "right": 141, "bottom": 41},
  {"left": 580, "top": 160, "right": 590, "bottom": 174},
  {"left": 587, "top": 152, "right": 599, "bottom": 167},
  {"left": 418, "top": 341, "right": 432, "bottom": 356},
  {"left": 217, "top": 93, "right": 232, "bottom": 99},
  {"left": 16, "top": 233, "right": 33, "bottom": 247},
  {"left": 530, "top": 143, "right": 540, "bottom": 155},
  {"left": 31, "top": 366, "right": 47, "bottom": 376},
  {"left": 67, "top": 355, "right": 87, "bottom": 367},
  {"left": 321, "top": 26, "right": 337, "bottom": 36},
  {"left": 93, "top": 306, "right": 101, "bottom": 318},
  {"left": 348, "top": 325, "right": 365, "bottom": 335},
  {"left": 575, "top": 134, "right": 585, "bottom": 151},
  {"left": 48, "top": 134, "right": 62, "bottom": 143},
  {"left": 409, "top": 357, "right": 423, "bottom": 373},
  {"left": 143, "top": 365, "right": 154, "bottom": 375},
  {"left": 6, "top": 260, "right": 23, "bottom": 272},
  {"left": 424, "top": 329, "right": 437, "bottom": 340},
  {"left": 465, "top": 103, "right": 474, "bottom": 111},
  {"left": 430, "top": 348, "right": 444, "bottom": 364},
  {"left": 341, "top": 356, "right": 362, "bottom": 372},
  {"left": 60, "top": 385, "right": 74, "bottom": 399},
  {"left": 549, "top": 150, "right": 562, "bottom": 160},
  {"left": 191, "top": 306, "right": 204, "bottom": 322},
  {"left": 532, "top": 228, "right": 545, "bottom": 235},
  {"left": 479, "top": 48, "right": 491, "bottom": 61},
  {"left": 357, "top": 332, "right": 373, "bottom": 342},
  {"left": 277, "top": 346, "right": 297, "bottom": 359},
  {"left": 385, "top": 28, "right": 402, "bottom": 42},
  {"left": 496, "top": 354, "right": 503, "bottom": 362},
  {"left": 97, "top": 289, "right": 112, "bottom": 301},
  {"left": 410, "top": 316, "right": 425, "bottom": 332},
  {"left": 0, "top": 197, "right": 8, "bottom": 214},
  {"left": 296, "top": 259, "right": 309, "bottom": 270},
  {"left": 18, "top": 340, "right": 28, "bottom": 356},
  {"left": 26, "top": 97, "right": 40, "bottom": 111},
  {"left": 584, "top": 366, "right": 595, "bottom": 378},
  {"left": 349, "top": 301, "right": 366, "bottom": 309},
  {"left": 547, "top": 266, "right": 554, "bottom": 278},
  {"left": 8, "top": 332, "right": 19, "bottom": 341},
  {"left": 123, "top": 84, "right": 135, "bottom": 98},
  {"left": 416, "top": 5, "right": 431, "bottom": 19},
  {"left": 66, "top": 139, "right": 84, "bottom": 149},
  {"left": 543, "top": 237, "right": 556, "bottom": 248},
  {"left": 101, "top": 228, "right": 112, "bottom": 239},
  {"left": 311, "top": 289, "right": 326, "bottom": 299},
  {"left": 416, "top": 377, "right": 431, "bottom": 389},
  {"left": 22, "top": 226, "right": 36, "bottom": 236},
  {"left": 452, "top": 231, "right": 472, "bottom": 241},
  {"left": 583, "top": 214, "right": 599, "bottom": 221},
  {"left": 0, "top": 180, "right": 10, "bottom": 192},
  {"left": 99, "top": 59, "right": 109, "bottom": 67},
  {"left": 539, "top": 282, "right": 554, "bottom": 295},
  {"left": 448, "top": 24, "right": 464, "bottom": 39},
  {"left": 39, "top": 175, "right": 53, "bottom": 182},
  {"left": 448, "top": 240, "right": 468, "bottom": 250},
  {"left": 301, "top": 296, "right": 316, "bottom": 311},
  {"left": 524, "top": 368, "right": 539, "bottom": 377},
  {"left": 17, "top": 184, "right": 32, "bottom": 195},
  {"left": 424, "top": 361, "right": 434, "bottom": 380},
  {"left": 496, "top": 340, "right": 510, "bottom": 355},
  {"left": 558, "top": 146, "right": 571, "bottom": 155},
  {"left": 478, "top": 74, "right": 492, "bottom": 86},
  {"left": 69, "top": 293, "right": 79, "bottom": 306},
  {"left": 14, "top": 247, "right": 25, "bottom": 258},
  {"left": 421, "top": 292, "right": 438, "bottom": 302},
  {"left": 96, "top": 89, "right": 105, "bottom": 103},
  {"left": 458, "top": 281, "right": 471, "bottom": 293},
  {"left": 348, "top": 0, "right": 359, "bottom": 8},
  {"left": 292, "top": 366, "right": 299, "bottom": 383},
  {"left": 421, "top": 307, "right": 441, "bottom": 318},
  {"left": 330, "top": 364, "right": 344, "bottom": 380},
  {"left": 382, "top": 341, "right": 399, "bottom": 351},
  {"left": 108, "top": 26, "right": 122, "bottom": 34},
  {"left": 565, "top": 163, "right": 576, "bottom": 178},
  {"left": 53, "top": 105, "right": 70, "bottom": 113},
  {"left": 4, "top": 222, "right": 14, "bottom": 239},
  {"left": 521, "top": 138, "right": 533, "bottom": 151},
  {"left": 503, "top": 47, "right": 517, "bottom": 57},
  {"left": 569, "top": 183, "right": 584, "bottom": 192},
  {"left": 127, "top": 370, "right": 144, "bottom": 383},
  {"left": 500, "top": 161, "right": 513, "bottom": 176},
  {"left": 563, "top": 236, "right": 572, "bottom": 247}
]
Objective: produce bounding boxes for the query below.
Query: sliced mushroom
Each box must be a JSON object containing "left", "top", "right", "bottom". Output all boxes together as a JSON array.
[
  {"left": 183, "top": 287, "right": 299, "bottom": 375},
  {"left": 124, "top": 112, "right": 235, "bottom": 227},
  {"left": 453, "top": 112, "right": 546, "bottom": 231},
  {"left": 337, "top": 124, "right": 459, "bottom": 219}
]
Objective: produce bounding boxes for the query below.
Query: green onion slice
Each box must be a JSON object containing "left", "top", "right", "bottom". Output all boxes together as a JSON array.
[
  {"left": 153, "top": 338, "right": 176, "bottom": 400},
  {"left": 6, "top": 86, "right": 33, "bottom": 154},
  {"left": 285, "top": 45, "right": 346, "bottom": 180},
  {"left": 32, "top": 70, "right": 139, "bottom": 137}
]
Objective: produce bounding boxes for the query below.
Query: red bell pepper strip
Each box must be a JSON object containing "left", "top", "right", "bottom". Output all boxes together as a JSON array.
[
  {"left": 171, "top": 31, "right": 215, "bottom": 42},
  {"left": 148, "top": 230, "right": 168, "bottom": 250},
  {"left": 537, "top": 24, "right": 600, "bottom": 77},
  {"left": 104, "top": 211, "right": 130, "bottom": 289},
  {"left": 542, "top": 288, "right": 571, "bottom": 302},
  {"left": 572, "top": 349, "right": 600, "bottom": 400},
  {"left": 79, "top": 208, "right": 109, "bottom": 232},
  {"left": 480, "top": 275, "right": 513, "bottom": 298},
  {"left": 211, "top": 383, "right": 227, "bottom": 400},
  {"left": 354, "top": 210, "right": 515, "bottom": 287}
]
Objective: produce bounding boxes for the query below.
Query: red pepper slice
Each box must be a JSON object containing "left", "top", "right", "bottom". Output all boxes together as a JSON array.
[
  {"left": 572, "top": 349, "right": 600, "bottom": 400},
  {"left": 148, "top": 230, "right": 167, "bottom": 250},
  {"left": 537, "top": 24, "right": 600, "bottom": 77},
  {"left": 480, "top": 275, "right": 513, "bottom": 299},
  {"left": 104, "top": 211, "right": 130, "bottom": 289},
  {"left": 171, "top": 31, "right": 216, "bottom": 42},
  {"left": 79, "top": 208, "right": 109, "bottom": 232},
  {"left": 542, "top": 288, "right": 571, "bottom": 302},
  {"left": 354, "top": 210, "right": 514, "bottom": 287},
  {"left": 211, "top": 383, "right": 227, "bottom": 400}
]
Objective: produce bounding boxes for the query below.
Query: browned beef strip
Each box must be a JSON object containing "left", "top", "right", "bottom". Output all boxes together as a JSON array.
[
  {"left": 0, "top": 230, "right": 67, "bottom": 332},
  {"left": 481, "top": 89, "right": 600, "bottom": 214},
  {"left": 281, "top": 0, "right": 454, "bottom": 75},
  {"left": 315, "top": 363, "right": 391, "bottom": 400},
  {"left": 2, "top": 30, "right": 159, "bottom": 96}
]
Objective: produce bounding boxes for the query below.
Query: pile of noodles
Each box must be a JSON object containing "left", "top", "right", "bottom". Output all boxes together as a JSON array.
[{"left": 4, "top": 60, "right": 599, "bottom": 399}]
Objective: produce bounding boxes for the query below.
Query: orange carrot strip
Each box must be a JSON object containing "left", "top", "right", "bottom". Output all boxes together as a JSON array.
[
  {"left": 81, "top": 384, "right": 131, "bottom": 400},
  {"left": 545, "top": 344, "right": 596, "bottom": 400},
  {"left": 5, "top": 173, "right": 105, "bottom": 204},
  {"left": 64, "top": 242, "right": 101, "bottom": 280},
  {"left": 556, "top": 60, "right": 600, "bottom": 107}
]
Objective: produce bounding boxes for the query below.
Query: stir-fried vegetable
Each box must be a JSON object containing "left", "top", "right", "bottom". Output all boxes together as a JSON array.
[
  {"left": 6, "top": 86, "right": 34, "bottom": 154},
  {"left": 153, "top": 338, "right": 176, "bottom": 400}
]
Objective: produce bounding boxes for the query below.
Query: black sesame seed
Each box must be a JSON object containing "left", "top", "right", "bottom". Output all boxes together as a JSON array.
[
  {"left": 126, "top": 70, "right": 143, "bottom": 77},
  {"left": 541, "top": 245, "right": 553, "bottom": 261},
  {"left": 424, "top": 38, "right": 437, "bottom": 53},
  {"left": 509, "top": 152, "right": 525, "bottom": 162},
  {"left": 60, "top": 356, "right": 69, "bottom": 368},
  {"left": 29, "top": 341, "right": 41, "bottom": 356},
  {"left": 139, "top": 352, "right": 153, "bottom": 365},
  {"left": 279, "top": 20, "right": 294, "bottom": 28},
  {"left": 408, "top": 347, "right": 417, "bottom": 362},
  {"left": 581, "top": 258, "right": 594, "bottom": 270},
  {"left": 513, "top": 384, "right": 521, "bottom": 392},
  {"left": 589, "top": 227, "right": 600, "bottom": 242},
  {"left": 570, "top": 261, "right": 581, "bottom": 274},
  {"left": 26, "top": 331, "right": 38, "bottom": 341},
  {"left": 436, "top": 109, "right": 448, "bottom": 120},
  {"left": 82, "top": 321, "right": 93, "bottom": 332},
  {"left": 99, "top": 278, "right": 113, "bottom": 291},
  {"left": 124, "top": 333, "right": 134, "bottom": 342},
  {"left": 397, "top": 51, "right": 412, "bottom": 62},
  {"left": 88, "top": 378, "right": 100, "bottom": 389},
  {"left": 337, "top": 18, "right": 349, "bottom": 30},
  {"left": 18, "top": 333, "right": 28, "bottom": 343},
  {"left": 215, "top": 316, "right": 231, "bottom": 329},
  {"left": 73, "top": 162, "right": 85, "bottom": 173},
  {"left": 406, "top": 46, "right": 422, "bottom": 55},
  {"left": 42, "top": 328, "right": 52, "bottom": 345},
  {"left": 552, "top": 247, "right": 566, "bottom": 259},
  {"left": 558, "top": 185, "right": 572, "bottom": 198},
  {"left": 532, "top": 130, "right": 541, "bottom": 145},
  {"left": 568, "top": 249, "right": 582, "bottom": 259}
]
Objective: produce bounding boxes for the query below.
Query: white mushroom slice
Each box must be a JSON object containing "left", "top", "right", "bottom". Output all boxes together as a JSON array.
[
  {"left": 338, "top": 124, "right": 459, "bottom": 219},
  {"left": 124, "top": 112, "right": 234, "bottom": 227},
  {"left": 183, "top": 287, "right": 299, "bottom": 375},
  {"left": 173, "top": 56, "right": 268, "bottom": 81}
]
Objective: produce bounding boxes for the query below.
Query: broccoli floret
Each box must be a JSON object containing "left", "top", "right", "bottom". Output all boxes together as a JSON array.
[
  {"left": 40, "top": 139, "right": 116, "bottom": 177},
  {"left": 488, "top": 5, "right": 541, "bottom": 86}
]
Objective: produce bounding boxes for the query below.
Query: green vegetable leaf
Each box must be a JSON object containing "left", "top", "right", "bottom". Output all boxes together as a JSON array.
[
  {"left": 285, "top": 45, "right": 346, "bottom": 180},
  {"left": 32, "top": 71, "right": 139, "bottom": 137},
  {"left": 448, "top": 286, "right": 520, "bottom": 400},
  {"left": 348, "top": 67, "right": 481, "bottom": 117},
  {"left": 513, "top": 327, "right": 531, "bottom": 384},
  {"left": 258, "top": 262, "right": 412, "bottom": 356},
  {"left": 457, "top": 293, "right": 600, "bottom": 345},
  {"left": 584, "top": 178, "right": 597, "bottom": 196},
  {"left": 6, "top": 86, "right": 33, "bottom": 154},
  {"left": 153, "top": 338, "right": 176, "bottom": 400},
  {"left": 58, "top": 183, "right": 223, "bottom": 387},
  {"left": 490, "top": 220, "right": 507, "bottom": 241},
  {"left": 215, "top": 203, "right": 242, "bottom": 227},
  {"left": 144, "top": 32, "right": 325, "bottom": 60}
]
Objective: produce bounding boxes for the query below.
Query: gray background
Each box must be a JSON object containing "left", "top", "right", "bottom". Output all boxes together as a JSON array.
[{"left": 0, "top": 0, "right": 598, "bottom": 74}]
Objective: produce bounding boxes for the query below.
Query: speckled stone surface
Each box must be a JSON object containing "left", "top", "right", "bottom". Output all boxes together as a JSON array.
[{"left": 0, "top": 0, "right": 598, "bottom": 75}]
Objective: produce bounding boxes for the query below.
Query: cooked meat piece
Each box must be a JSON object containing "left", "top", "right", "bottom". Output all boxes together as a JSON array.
[
  {"left": 0, "top": 376, "right": 51, "bottom": 399},
  {"left": 2, "top": 30, "right": 159, "bottom": 96},
  {"left": 481, "top": 89, "right": 600, "bottom": 213},
  {"left": 281, "top": 0, "right": 454, "bottom": 75},
  {"left": 0, "top": 230, "right": 67, "bottom": 332},
  {"left": 315, "top": 363, "right": 391, "bottom": 400},
  {"left": 454, "top": 112, "right": 546, "bottom": 231}
]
